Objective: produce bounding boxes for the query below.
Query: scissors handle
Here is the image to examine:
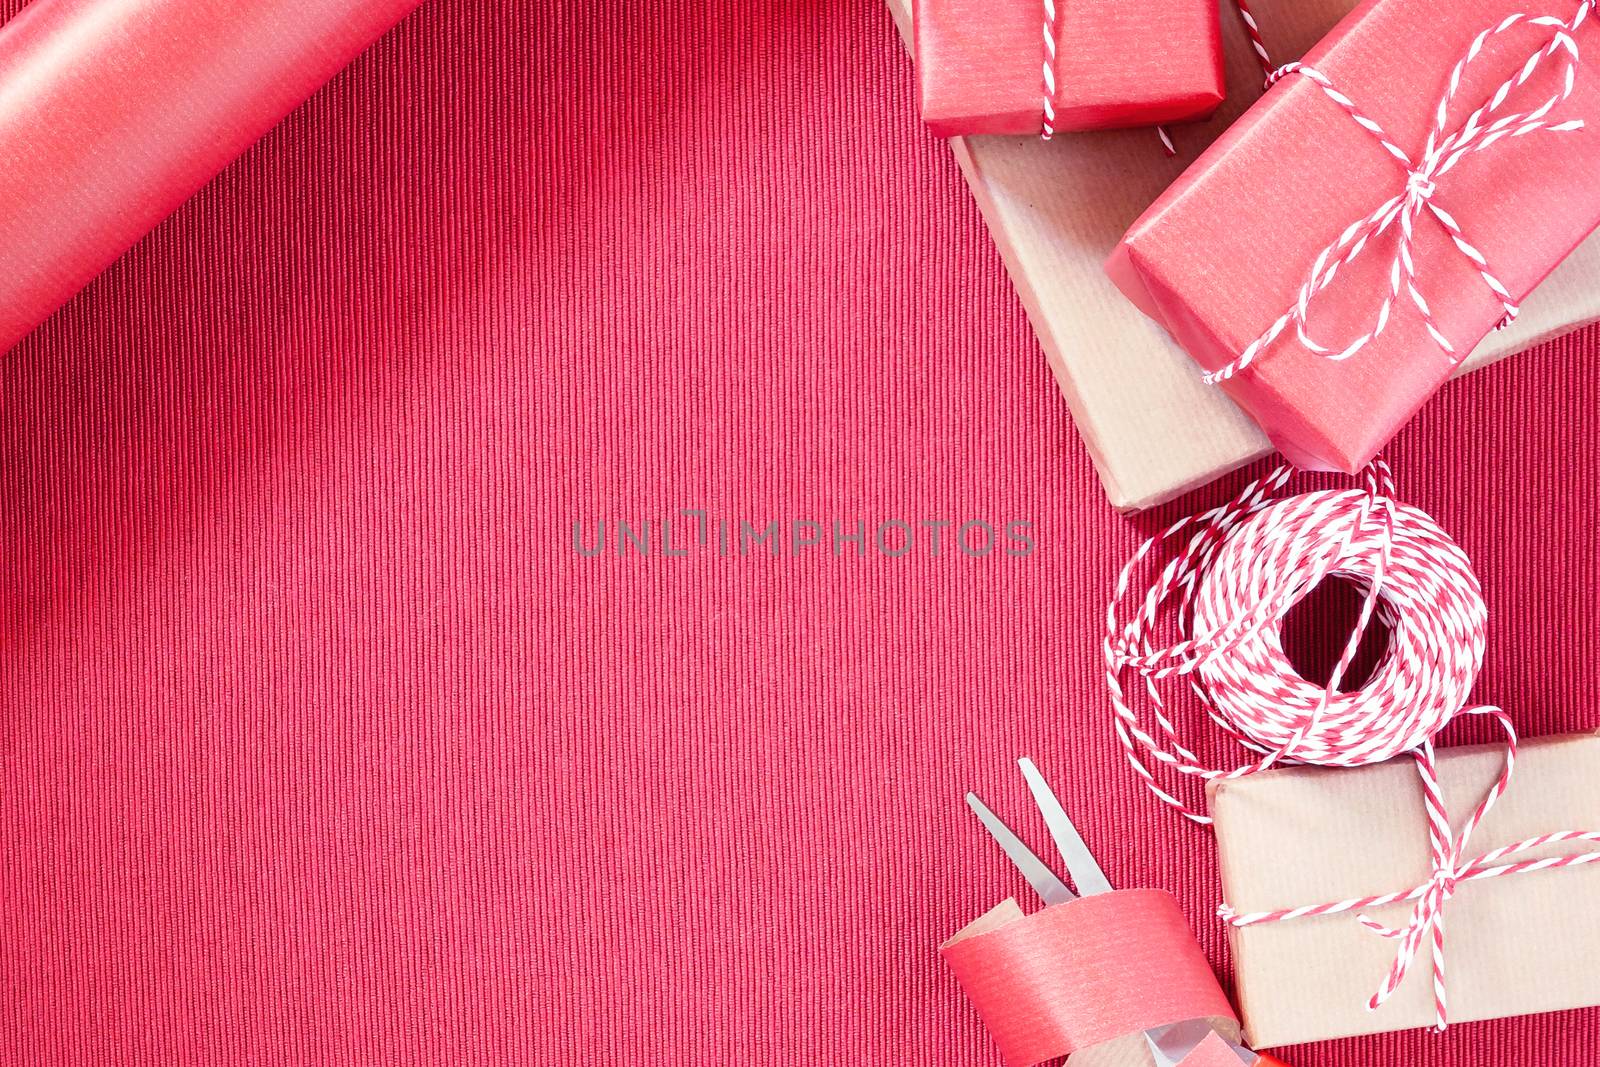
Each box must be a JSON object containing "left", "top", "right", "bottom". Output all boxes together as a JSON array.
[{"left": 1254, "top": 1055, "right": 1292, "bottom": 1067}]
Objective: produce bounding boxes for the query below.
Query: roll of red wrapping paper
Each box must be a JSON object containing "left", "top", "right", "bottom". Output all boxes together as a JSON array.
[{"left": 0, "top": 0, "right": 423, "bottom": 353}]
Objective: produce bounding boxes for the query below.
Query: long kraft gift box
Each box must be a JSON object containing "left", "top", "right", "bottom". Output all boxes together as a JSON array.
[
  {"left": 1108, "top": 0, "right": 1600, "bottom": 474},
  {"left": 885, "top": 0, "right": 1600, "bottom": 509},
  {"left": 1207, "top": 732, "right": 1600, "bottom": 1048}
]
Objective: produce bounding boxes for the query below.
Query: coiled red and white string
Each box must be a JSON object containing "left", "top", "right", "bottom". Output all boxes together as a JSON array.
[
  {"left": 1103, "top": 460, "right": 1600, "bottom": 1029},
  {"left": 1102, "top": 461, "right": 1484, "bottom": 820}
]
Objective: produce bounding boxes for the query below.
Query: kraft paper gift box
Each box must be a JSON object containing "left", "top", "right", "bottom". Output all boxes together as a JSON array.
[
  {"left": 913, "top": 0, "right": 1225, "bottom": 136},
  {"left": 1207, "top": 733, "right": 1600, "bottom": 1047},
  {"left": 886, "top": 0, "right": 1600, "bottom": 508},
  {"left": 1107, "top": 0, "right": 1600, "bottom": 473}
]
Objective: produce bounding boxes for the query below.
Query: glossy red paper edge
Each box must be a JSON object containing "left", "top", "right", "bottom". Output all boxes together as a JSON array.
[
  {"left": 913, "top": 0, "right": 1224, "bottom": 136},
  {"left": 0, "top": 0, "right": 424, "bottom": 353},
  {"left": 1108, "top": 0, "right": 1600, "bottom": 471},
  {"left": 940, "top": 889, "right": 1237, "bottom": 1067}
]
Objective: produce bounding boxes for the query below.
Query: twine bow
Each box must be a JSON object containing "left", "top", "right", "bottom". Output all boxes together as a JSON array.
[
  {"left": 1219, "top": 708, "right": 1600, "bottom": 1031},
  {"left": 1206, "top": 1, "right": 1594, "bottom": 385}
]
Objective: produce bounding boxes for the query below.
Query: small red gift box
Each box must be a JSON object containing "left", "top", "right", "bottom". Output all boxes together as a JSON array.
[
  {"left": 913, "top": 0, "right": 1225, "bottom": 137},
  {"left": 1107, "top": 0, "right": 1600, "bottom": 472}
]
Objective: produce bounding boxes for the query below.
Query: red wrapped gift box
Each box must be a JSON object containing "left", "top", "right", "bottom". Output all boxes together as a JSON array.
[
  {"left": 913, "top": 0, "right": 1225, "bottom": 136},
  {"left": 1107, "top": 0, "right": 1600, "bottom": 472}
]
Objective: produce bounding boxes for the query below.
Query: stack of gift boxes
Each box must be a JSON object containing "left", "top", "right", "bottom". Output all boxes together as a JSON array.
[
  {"left": 903, "top": 0, "right": 1600, "bottom": 1058},
  {"left": 888, "top": 0, "right": 1600, "bottom": 507}
]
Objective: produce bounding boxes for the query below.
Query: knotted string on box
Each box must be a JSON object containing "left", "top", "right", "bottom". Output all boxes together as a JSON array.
[
  {"left": 1039, "top": 1, "right": 1177, "bottom": 154},
  {"left": 1204, "top": 1, "right": 1594, "bottom": 385},
  {"left": 1102, "top": 460, "right": 1600, "bottom": 1030}
]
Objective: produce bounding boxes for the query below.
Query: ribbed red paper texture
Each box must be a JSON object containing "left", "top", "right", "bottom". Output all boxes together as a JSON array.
[{"left": 0, "top": 2, "right": 1595, "bottom": 1064}]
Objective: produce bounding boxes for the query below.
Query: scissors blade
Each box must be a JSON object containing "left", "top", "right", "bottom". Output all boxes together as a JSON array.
[
  {"left": 1018, "top": 757, "right": 1114, "bottom": 896},
  {"left": 965, "top": 791, "right": 1076, "bottom": 906}
]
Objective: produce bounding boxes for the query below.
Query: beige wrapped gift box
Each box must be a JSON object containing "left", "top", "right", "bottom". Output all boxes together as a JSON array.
[
  {"left": 1207, "top": 733, "right": 1600, "bottom": 1048},
  {"left": 886, "top": 0, "right": 1600, "bottom": 509}
]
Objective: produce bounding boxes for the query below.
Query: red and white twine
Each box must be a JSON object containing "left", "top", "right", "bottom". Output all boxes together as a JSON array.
[
  {"left": 1103, "top": 461, "right": 1600, "bottom": 1030},
  {"left": 1102, "top": 461, "right": 1484, "bottom": 823},
  {"left": 1230, "top": 0, "right": 1276, "bottom": 80},
  {"left": 1040, "top": 0, "right": 1059, "bottom": 139},
  {"left": 1205, "top": 1, "right": 1594, "bottom": 386}
]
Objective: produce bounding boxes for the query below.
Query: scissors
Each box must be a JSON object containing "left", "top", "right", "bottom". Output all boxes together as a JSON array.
[{"left": 967, "top": 758, "right": 1289, "bottom": 1067}]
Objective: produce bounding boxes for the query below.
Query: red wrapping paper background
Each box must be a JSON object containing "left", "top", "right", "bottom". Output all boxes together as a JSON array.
[
  {"left": 914, "top": 0, "right": 1223, "bottom": 135},
  {"left": 0, "top": 2, "right": 1597, "bottom": 1065},
  {"left": 1109, "top": 0, "right": 1600, "bottom": 472}
]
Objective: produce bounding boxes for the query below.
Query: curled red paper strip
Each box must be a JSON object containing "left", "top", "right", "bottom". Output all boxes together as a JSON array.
[{"left": 941, "top": 889, "right": 1236, "bottom": 1067}]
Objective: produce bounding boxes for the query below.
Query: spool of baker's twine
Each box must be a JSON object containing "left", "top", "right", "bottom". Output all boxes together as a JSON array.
[{"left": 1102, "top": 459, "right": 1600, "bottom": 1029}]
